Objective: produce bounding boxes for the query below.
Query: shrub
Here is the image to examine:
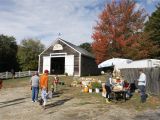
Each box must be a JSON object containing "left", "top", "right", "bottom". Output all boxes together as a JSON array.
[
  {"left": 91, "top": 82, "right": 102, "bottom": 90},
  {"left": 64, "top": 72, "right": 68, "bottom": 76}
]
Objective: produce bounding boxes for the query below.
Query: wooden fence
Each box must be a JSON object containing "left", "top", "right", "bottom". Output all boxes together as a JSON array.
[
  {"left": 0, "top": 71, "right": 36, "bottom": 79},
  {"left": 120, "top": 67, "right": 160, "bottom": 95}
]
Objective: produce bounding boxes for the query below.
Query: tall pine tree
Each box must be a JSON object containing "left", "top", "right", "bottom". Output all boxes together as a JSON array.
[{"left": 145, "top": 3, "right": 160, "bottom": 57}]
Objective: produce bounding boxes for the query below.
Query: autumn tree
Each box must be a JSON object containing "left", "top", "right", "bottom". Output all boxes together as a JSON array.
[
  {"left": 92, "top": 0, "right": 147, "bottom": 64},
  {"left": 18, "top": 38, "right": 44, "bottom": 71}
]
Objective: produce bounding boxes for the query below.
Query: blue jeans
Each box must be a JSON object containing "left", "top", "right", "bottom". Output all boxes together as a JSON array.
[
  {"left": 32, "top": 86, "right": 39, "bottom": 101},
  {"left": 138, "top": 85, "right": 146, "bottom": 103},
  {"left": 105, "top": 85, "right": 111, "bottom": 101}
]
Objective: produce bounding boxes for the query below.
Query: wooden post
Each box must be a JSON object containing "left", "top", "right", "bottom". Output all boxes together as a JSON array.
[
  {"left": 6, "top": 71, "right": 8, "bottom": 79},
  {"left": 29, "top": 70, "right": 31, "bottom": 76},
  {"left": 19, "top": 71, "right": 20, "bottom": 78}
]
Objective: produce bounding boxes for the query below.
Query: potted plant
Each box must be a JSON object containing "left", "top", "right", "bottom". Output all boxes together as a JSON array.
[
  {"left": 64, "top": 72, "right": 68, "bottom": 76},
  {"left": 91, "top": 82, "right": 102, "bottom": 93},
  {"left": 88, "top": 83, "right": 93, "bottom": 93}
]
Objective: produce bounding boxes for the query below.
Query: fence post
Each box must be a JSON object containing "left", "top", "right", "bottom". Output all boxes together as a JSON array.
[
  {"left": 6, "top": 71, "right": 8, "bottom": 79},
  {"left": 29, "top": 70, "right": 31, "bottom": 76},
  {"left": 19, "top": 71, "right": 20, "bottom": 78}
]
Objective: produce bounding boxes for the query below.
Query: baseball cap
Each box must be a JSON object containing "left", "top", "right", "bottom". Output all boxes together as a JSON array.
[{"left": 44, "top": 70, "right": 49, "bottom": 73}]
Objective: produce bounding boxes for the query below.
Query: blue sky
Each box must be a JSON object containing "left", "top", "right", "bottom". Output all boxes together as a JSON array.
[{"left": 0, "top": 0, "right": 159, "bottom": 47}]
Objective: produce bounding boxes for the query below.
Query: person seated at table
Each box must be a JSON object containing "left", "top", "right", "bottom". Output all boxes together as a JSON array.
[
  {"left": 115, "top": 77, "right": 124, "bottom": 86},
  {"left": 123, "top": 80, "right": 132, "bottom": 98},
  {"left": 112, "top": 77, "right": 124, "bottom": 91}
]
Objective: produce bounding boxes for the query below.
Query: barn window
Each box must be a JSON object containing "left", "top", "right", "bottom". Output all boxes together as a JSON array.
[{"left": 53, "top": 44, "right": 63, "bottom": 50}]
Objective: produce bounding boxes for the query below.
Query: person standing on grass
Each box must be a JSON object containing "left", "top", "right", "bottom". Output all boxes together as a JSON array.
[
  {"left": 137, "top": 69, "right": 147, "bottom": 103},
  {"left": 40, "top": 70, "right": 49, "bottom": 108},
  {"left": 30, "top": 71, "right": 39, "bottom": 102},
  {"left": 52, "top": 75, "right": 59, "bottom": 93},
  {"left": 105, "top": 73, "right": 113, "bottom": 103}
]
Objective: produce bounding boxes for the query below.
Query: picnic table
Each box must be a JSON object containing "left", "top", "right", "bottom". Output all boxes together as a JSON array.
[
  {"left": 111, "top": 89, "right": 127, "bottom": 102},
  {"left": 109, "top": 77, "right": 129, "bottom": 102}
]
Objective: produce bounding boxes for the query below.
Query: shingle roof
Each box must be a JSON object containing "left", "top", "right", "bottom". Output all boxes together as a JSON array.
[
  {"left": 39, "top": 38, "right": 95, "bottom": 58},
  {"left": 59, "top": 38, "right": 94, "bottom": 58}
]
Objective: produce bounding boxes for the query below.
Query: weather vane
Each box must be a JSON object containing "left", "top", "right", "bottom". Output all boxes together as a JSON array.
[{"left": 58, "top": 33, "right": 62, "bottom": 38}]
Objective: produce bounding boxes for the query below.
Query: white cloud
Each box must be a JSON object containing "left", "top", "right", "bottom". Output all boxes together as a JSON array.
[
  {"left": 0, "top": 0, "right": 106, "bottom": 47},
  {"left": 0, "top": 0, "right": 157, "bottom": 47}
]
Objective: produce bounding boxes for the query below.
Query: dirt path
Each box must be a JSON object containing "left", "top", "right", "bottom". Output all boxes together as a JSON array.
[{"left": 0, "top": 86, "right": 160, "bottom": 120}]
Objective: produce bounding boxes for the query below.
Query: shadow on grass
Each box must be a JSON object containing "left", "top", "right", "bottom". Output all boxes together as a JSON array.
[
  {"left": 51, "top": 88, "right": 70, "bottom": 96},
  {"left": 52, "top": 91, "right": 64, "bottom": 98},
  {"left": 0, "top": 101, "right": 25, "bottom": 108},
  {"left": 46, "top": 97, "right": 73, "bottom": 110},
  {"left": 0, "top": 97, "right": 28, "bottom": 108},
  {"left": 0, "top": 97, "right": 29, "bottom": 104},
  {"left": 134, "top": 111, "right": 160, "bottom": 120}
]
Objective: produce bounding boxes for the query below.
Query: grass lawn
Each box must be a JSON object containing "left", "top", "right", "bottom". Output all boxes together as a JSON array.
[{"left": 2, "top": 77, "right": 31, "bottom": 88}]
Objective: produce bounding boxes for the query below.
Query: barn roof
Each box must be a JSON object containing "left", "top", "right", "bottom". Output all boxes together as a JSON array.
[
  {"left": 59, "top": 39, "right": 94, "bottom": 58},
  {"left": 40, "top": 38, "right": 94, "bottom": 58}
]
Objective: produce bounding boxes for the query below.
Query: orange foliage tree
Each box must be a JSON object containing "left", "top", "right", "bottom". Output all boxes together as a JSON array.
[{"left": 92, "top": 0, "right": 147, "bottom": 64}]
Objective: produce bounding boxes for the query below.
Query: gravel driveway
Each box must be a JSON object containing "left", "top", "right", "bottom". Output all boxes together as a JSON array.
[{"left": 0, "top": 86, "right": 160, "bottom": 120}]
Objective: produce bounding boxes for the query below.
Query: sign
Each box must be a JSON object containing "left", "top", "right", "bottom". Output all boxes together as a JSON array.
[{"left": 53, "top": 44, "right": 63, "bottom": 50}]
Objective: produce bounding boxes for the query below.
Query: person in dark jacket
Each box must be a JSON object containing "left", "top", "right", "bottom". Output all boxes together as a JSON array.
[{"left": 105, "top": 74, "right": 113, "bottom": 103}]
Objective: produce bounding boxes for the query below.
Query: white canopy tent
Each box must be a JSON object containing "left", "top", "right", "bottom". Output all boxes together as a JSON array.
[
  {"left": 98, "top": 58, "right": 132, "bottom": 68},
  {"left": 116, "top": 59, "right": 160, "bottom": 69}
]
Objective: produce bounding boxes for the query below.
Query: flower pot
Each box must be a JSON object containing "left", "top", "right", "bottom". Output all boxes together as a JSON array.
[
  {"left": 83, "top": 86, "right": 89, "bottom": 93},
  {"left": 95, "top": 88, "right": 100, "bottom": 93},
  {"left": 89, "top": 88, "right": 92, "bottom": 93}
]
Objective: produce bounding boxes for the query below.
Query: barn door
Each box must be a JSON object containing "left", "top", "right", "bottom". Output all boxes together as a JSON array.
[
  {"left": 43, "top": 56, "right": 51, "bottom": 73},
  {"left": 65, "top": 55, "right": 74, "bottom": 76}
]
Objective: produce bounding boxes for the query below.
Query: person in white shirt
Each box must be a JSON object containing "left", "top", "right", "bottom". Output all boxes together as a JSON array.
[{"left": 137, "top": 69, "right": 147, "bottom": 103}]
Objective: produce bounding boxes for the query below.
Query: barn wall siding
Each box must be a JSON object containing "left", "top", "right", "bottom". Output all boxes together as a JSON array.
[
  {"left": 81, "top": 55, "right": 100, "bottom": 76},
  {"left": 39, "top": 40, "right": 80, "bottom": 75},
  {"left": 39, "top": 39, "right": 100, "bottom": 76}
]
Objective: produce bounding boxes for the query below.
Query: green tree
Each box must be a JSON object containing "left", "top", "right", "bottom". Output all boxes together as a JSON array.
[
  {"left": 0, "top": 34, "right": 18, "bottom": 72},
  {"left": 123, "top": 32, "right": 159, "bottom": 59},
  {"left": 79, "top": 42, "right": 92, "bottom": 53},
  {"left": 145, "top": 3, "right": 160, "bottom": 57},
  {"left": 18, "top": 39, "right": 45, "bottom": 71}
]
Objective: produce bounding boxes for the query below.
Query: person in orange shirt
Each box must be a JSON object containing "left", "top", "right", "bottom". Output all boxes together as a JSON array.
[
  {"left": 40, "top": 70, "right": 49, "bottom": 90},
  {"left": 40, "top": 70, "right": 49, "bottom": 108}
]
